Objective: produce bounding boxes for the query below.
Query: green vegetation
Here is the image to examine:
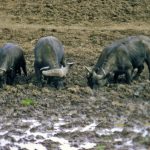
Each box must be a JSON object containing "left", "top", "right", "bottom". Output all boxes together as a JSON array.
[
  {"left": 21, "top": 98, "right": 35, "bottom": 106},
  {"left": 96, "top": 145, "right": 106, "bottom": 150}
]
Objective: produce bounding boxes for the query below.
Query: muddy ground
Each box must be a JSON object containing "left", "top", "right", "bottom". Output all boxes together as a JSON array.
[{"left": 0, "top": 0, "right": 150, "bottom": 150}]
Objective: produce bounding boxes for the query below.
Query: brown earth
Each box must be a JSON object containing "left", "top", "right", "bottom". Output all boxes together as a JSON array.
[{"left": 0, "top": 0, "right": 150, "bottom": 150}]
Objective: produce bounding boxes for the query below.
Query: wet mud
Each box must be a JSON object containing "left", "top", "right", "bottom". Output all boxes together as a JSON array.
[{"left": 0, "top": 0, "right": 150, "bottom": 150}]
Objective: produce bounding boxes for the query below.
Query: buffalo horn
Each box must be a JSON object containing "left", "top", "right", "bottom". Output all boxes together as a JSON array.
[
  {"left": 93, "top": 71, "right": 103, "bottom": 80},
  {"left": 0, "top": 68, "right": 6, "bottom": 72},
  {"left": 42, "top": 64, "right": 72, "bottom": 77},
  {"left": 85, "top": 66, "right": 92, "bottom": 73}
]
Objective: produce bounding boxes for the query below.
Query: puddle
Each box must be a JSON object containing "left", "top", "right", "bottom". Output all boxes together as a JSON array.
[
  {"left": 0, "top": 118, "right": 97, "bottom": 150},
  {"left": 0, "top": 117, "right": 149, "bottom": 150},
  {"left": 96, "top": 127, "right": 123, "bottom": 136}
]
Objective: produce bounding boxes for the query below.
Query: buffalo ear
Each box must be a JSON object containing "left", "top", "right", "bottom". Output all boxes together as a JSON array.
[
  {"left": 67, "top": 62, "right": 74, "bottom": 68},
  {"left": 40, "top": 66, "right": 50, "bottom": 71},
  {"left": 85, "top": 66, "right": 92, "bottom": 73}
]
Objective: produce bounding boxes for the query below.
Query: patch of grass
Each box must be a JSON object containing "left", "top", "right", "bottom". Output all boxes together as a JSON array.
[
  {"left": 96, "top": 145, "right": 106, "bottom": 150},
  {"left": 21, "top": 98, "right": 35, "bottom": 106}
]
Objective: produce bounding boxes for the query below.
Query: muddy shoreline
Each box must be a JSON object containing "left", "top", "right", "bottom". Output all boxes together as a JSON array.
[{"left": 0, "top": 0, "right": 150, "bottom": 149}]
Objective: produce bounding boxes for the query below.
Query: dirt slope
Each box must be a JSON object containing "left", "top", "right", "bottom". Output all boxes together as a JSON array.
[{"left": 1, "top": 0, "right": 150, "bottom": 25}]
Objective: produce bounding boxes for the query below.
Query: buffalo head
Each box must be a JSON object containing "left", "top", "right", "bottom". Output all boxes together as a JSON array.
[
  {"left": 86, "top": 66, "right": 108, "bottom": 89},
  {"left": 40, "top": 62, "right": 74, "bottom": 88}
]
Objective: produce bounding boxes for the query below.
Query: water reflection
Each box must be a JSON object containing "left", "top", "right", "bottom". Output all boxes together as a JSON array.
[
  {"left": 0, "top": 117, "right": 149, "bottom": 150},
  {"left": 0, "top": 118, "right": 97, "bottom": 150}
]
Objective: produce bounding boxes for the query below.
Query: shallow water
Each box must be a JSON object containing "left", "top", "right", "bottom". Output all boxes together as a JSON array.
[{"left": 0, "top": 115, "right": 149, "bottom": 150}]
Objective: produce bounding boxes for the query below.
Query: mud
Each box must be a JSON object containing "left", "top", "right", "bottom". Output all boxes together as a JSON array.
[{"left": 0, "top": 1, "right": 150, "bottom": 150}]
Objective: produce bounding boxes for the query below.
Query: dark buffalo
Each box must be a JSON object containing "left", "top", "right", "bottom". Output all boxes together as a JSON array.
[
  {"left": 86, "top": 35, "right": 150, "bottom": 88},
  {"left": 34, "top": 36, "right": 73, "bottom": 88},
  {"left": 0, "top": 43, "right": 27, "bottom": 87}
]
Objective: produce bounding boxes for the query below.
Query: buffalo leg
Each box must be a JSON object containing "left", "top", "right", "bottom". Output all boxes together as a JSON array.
[
  {"left": 34, "top": 62, "right": 42, "bottom": 81},
  {"left": 21, "top": 61, "right": 27, "bottom": 76},
  {"left": 22, "top": 65, "right": 27, "bottom": 76},
  {"left": 60, "top": 56, "right": 66, "bottom": 67},
  {"left": 6, "top": 70, "right": 15, "bottom": 85},
  {"left": 17, "top": 67, "right": 21, "bottom": 75},
  {"left": 54, "top": 79, "right": 65, "bottom": 89},
  {"left": 35, "top": 67, "right": 44, "bottom": 87},
  {"left": 125, "top": 69, "right": 132, "bottom": 84},
  {"left": 34, "top": 61, "right": 45, "bottom": 86},
  {"left": 133, "top": 65, "right": 144, "bottom": 80},
  {"left": 146, "top": 59, "right": 150, "bottom": 80},
  {"left": 0, "top": 75, "right": 6, "bottom": 88},
  {"left": 114, "top": 72, "right": 119, "bottom": 83},
  {"left": 35, "top": 68, "right": 42, "bottom": 81}
]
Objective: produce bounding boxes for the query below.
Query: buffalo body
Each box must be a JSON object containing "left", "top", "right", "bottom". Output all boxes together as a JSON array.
[
  {"left": 34, "top": 36, "right": 73, "bottom": 88},
  {"left": 87, "top": 35, "right": 150, "bottom": 88},
  {"left": 0, "top": 43, "right": 27, "bottom": 87}
]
